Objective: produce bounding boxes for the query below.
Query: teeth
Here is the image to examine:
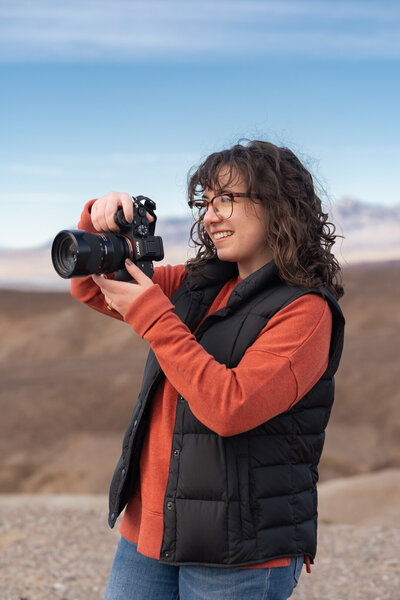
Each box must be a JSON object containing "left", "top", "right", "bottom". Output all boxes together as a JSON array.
[{"left": 214, "top": 231, "right": 233, "bottom": 240}]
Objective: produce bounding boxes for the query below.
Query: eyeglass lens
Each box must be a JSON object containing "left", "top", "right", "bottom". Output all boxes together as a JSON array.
[{"left": 191, "top": 195, "right": 233, "bottom": 221}]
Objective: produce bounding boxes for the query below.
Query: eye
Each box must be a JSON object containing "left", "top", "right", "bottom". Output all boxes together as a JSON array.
[
  {"left": 194, "top": 200, "right": 208, "bottom": 208},
  {"left": 189, "top": 199, "right": 209, "bottom": 221},
  {"left": 219, "top": 195, "right": 232, "bottom": 204}
]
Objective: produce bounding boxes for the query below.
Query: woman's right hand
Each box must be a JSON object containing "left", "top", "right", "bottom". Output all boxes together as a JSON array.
[{"left": 90, "top": 191, "right": 135, "bottom": 232}]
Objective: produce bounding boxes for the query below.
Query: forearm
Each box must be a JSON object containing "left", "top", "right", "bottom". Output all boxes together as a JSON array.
[
  {"left": 123, "top": 287, "right": 330, "bottom": 436},
  {"left": 148, "top": 315, "right": 297, "bottom": 436}
]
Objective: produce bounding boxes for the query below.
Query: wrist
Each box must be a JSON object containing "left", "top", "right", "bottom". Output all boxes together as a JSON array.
[{"left": 124, "top": 285, "right": 174, "bottom": 337}]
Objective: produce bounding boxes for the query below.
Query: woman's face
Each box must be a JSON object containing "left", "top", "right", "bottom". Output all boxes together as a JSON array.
[{"left": 203, "top": 169, "right": 273, "bottom": 279}]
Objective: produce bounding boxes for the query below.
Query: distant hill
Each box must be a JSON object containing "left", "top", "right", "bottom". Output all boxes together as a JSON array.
[
  {"left": 0, "top": 261, "right": 399, "bottom": 493},
  {"left": 157, "top": 216, "right": 193, "bottom": 246},
  {"left": 332, "top": 197, "right": 400, "bottom": 229},
  {"left": 0, "top": 198, "right": 399, "bottom": 290},
  {"left": 330, "top": 197, "right": 400, "bottom": 264}
]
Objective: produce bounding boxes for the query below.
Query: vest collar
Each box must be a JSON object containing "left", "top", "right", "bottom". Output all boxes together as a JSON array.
[
  {"left": 227, "top": 260, "right": 280, "bottom": 309},
  {"left": 186, "top": 258, "right": 281, "bottom": 309},
  {"left": 185, "top": 259, "right": 238, "bottom": 291}
]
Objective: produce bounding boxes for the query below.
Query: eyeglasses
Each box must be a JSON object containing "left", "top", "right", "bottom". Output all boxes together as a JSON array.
[{"left": 188, "top": 192, "right": 261, "bottom": 222}]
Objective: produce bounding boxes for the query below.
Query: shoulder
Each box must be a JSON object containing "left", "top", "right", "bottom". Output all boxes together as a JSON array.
[
  {"left": 289, "top": 291, "right": 331, "bottom": 314},
  {"left": 247, "top": 292, "right": 332, "bottom": 363},
  {"left": 265, "top": 292, "right": 332, "bottom": 337}
]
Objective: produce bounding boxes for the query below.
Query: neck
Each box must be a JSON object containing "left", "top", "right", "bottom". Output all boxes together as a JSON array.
[{"left": 237, "top": 249, "right": 274, "bottom": 280}]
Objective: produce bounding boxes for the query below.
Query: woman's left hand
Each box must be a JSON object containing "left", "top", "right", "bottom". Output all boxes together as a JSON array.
[{"left": 92, "top": 259, "right": 154, "bottom": 317}]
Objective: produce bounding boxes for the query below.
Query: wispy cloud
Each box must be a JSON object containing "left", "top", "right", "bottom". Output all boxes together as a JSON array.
[
  {"left": 0, "top": 0, "right": 399, "bottom": 61},
  {"left": 0, "top": 152, "right": 198, "bottom": 176},
  {"left": 3, "top": 163, "right": 66, "bottom": 176}
]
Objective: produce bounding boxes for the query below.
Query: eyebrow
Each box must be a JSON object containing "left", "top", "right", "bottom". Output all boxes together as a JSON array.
[{"left": 201, "top": 189, "right": 231, "bottom": 200}]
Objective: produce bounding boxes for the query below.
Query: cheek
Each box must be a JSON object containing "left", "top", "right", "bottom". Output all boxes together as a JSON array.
[
  {"left": 247, "top": 201, "right": 267, "bottom": 224},
  {"left": 243, "top": 206, "right": 268, "bottom": 241},
  {"left": 244, "top": 200, "right": 266, "bottom": 221}
]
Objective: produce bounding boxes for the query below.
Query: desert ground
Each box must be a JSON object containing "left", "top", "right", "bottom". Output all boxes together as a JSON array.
[
  {"left": 0, "top": 260, "right": 399, "bottom": 598},
  {"left": 0, "top": 469, "right": 399, "bottom": 600},
  {"left": 1, "top": 260, "right": 399, "bottom": 492}
]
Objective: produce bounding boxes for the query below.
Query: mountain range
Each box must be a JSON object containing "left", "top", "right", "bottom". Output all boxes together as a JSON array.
[
  {"left": 0, "top": 197, "right": 399, "bottom": 290},
  {"left": 154, "top": 197, "right": 400, "bottom": 261}
]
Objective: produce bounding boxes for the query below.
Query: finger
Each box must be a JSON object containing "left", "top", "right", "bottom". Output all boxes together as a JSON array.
[
  {"left": 103, "top": 192, "right": 133, "bottom": 231},
  {"left": 105, "top": 202, "right": 121, "bottom": 232},
  {"left": 90, "top": 202, "right": 102, "bottom": 232},
  {"left": 91, "top": 273, "right": 105, "bottom": 289},
  {"left": 93, "top": 198, "right": 109, "bottom": 232},
  {"left": 146, "top": 212, "right": 155, "bottom": 224},
  {"left": 92, "top": 274, "right": 127, "bottom": 294},
  {"left": 124, "top": 259, "right": 152, "bottom": 286},
  {"left": 102, "top": 192, "right": 121, "bottom": 232},
  {"left": 119, "top": 193, "right": 134, "bottom": 223},
  {"left": 95, "top": 192, "right": 123, "bottom": 232}
]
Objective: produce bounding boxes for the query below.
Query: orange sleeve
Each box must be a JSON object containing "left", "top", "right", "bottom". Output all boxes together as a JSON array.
[
  {"left": 123, "top": 286, "right": 332, "bottom": 436},
  {"left": 70, "top": 199, "right": 186, "bottom": 318}
]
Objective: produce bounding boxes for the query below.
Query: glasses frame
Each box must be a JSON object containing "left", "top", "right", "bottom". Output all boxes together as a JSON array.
[{"left": 189, "top": 192, "right": 261, "bottom": 222}]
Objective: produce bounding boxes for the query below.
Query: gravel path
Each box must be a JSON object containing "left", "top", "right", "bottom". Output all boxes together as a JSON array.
[{"left": 0, "top": 495, "right": 399, "bottom": 600}]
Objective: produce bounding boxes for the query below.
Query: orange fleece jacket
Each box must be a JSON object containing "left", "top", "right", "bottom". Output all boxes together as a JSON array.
[{"left": 71, "top": 200, "right": 332, "bottom": 570}]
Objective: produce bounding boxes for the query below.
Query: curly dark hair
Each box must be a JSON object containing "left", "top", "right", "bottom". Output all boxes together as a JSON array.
[{"left": 186, "top": 140, "right": 344, "bottom": 300}]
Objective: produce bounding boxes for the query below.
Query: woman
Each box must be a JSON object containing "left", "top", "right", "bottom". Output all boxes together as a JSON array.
[{"left": 71, "top": 140, "right": 345, "bottom": 600}]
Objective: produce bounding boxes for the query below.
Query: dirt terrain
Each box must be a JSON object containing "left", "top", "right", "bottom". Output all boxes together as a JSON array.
[
  {"left": 0, "top": 261, "right": 399, "bottom": 598},
  {"left": 1, "top": 470, "right": 399, "bottom": 599},
  {"left": 1, "top": 261, "right": 399, "bottom": 494}
]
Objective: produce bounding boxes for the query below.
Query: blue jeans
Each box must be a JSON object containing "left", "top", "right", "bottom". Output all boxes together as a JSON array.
[{"left": 104, "top": 536, "right": 303, "bottom": 600}]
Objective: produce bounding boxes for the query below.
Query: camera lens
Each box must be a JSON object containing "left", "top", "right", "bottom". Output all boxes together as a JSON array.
[
  {"left": 58, "top": 236, "right": 78, "bottom": 272},
  {"left": 52, "top": 232, "right": 81, "bottom": 278},
  {"left": 51, "top": 230, "right": 130, "bottom": 278}
]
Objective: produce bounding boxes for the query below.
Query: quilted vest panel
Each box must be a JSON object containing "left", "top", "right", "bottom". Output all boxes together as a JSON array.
[{"left": 108, "top": 259, "right": 345, "bottom": 568}]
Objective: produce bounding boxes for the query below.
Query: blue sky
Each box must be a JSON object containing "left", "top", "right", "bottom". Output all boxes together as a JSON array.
[{"left": 0, "top": 0, "right": 399, "bottom": 248}]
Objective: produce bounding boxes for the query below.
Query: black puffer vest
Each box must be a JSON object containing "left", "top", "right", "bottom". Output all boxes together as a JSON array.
[{"left": 108, "top": 259, "right": 345, "bottom": 567}]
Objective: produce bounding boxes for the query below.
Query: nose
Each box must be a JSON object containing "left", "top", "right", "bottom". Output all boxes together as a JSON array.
[{"left": 203, "top": 203, "right": 220, "bottom": 226}]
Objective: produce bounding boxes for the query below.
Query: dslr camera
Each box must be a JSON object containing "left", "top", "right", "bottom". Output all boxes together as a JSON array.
[{"left": 51, "top": 195, "right": 164, "bottom": 281}]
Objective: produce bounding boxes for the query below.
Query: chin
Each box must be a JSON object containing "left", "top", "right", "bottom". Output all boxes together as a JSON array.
[
  {"left": 216, "top": 250, "right": 237, "bottom": 263},
  {"left": 215, "top": 248, "right": 229, "bottom": 259}
]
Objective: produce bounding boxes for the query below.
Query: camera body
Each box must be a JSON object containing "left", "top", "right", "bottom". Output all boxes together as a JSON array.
[
  {"left": 51, "top": 195, "right": 164, "bottom": 280},
  {"left": 113, "top": 195, "right": 164, "bottom": 280}
]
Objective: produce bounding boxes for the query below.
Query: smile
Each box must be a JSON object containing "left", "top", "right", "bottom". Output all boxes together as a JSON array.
[{"left": 213, "top": 231, "right": 234, "bottom": 241}]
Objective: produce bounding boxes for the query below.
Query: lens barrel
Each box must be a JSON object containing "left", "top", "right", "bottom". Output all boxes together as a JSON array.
[{"left": 51, "top": 230, "right": 131, "bottom": 278}]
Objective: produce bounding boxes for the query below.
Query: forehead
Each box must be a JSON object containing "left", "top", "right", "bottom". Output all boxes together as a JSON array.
[{"left": 204, "top": 166, "right": 247, "bottom": 194}]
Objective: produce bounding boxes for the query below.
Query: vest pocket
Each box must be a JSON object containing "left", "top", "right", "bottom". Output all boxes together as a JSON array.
[{"left": 237, "top": 456, "right": 255, "bottom": 539}]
